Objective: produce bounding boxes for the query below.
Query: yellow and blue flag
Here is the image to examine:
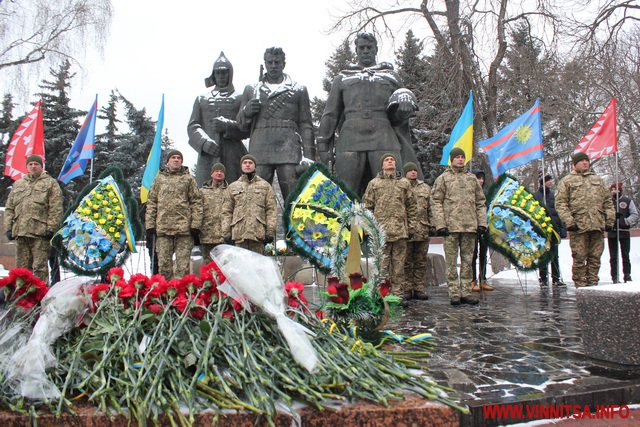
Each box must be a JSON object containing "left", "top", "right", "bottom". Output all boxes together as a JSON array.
[
  {"left": 440, "top": 91, "right": 473, "bottom": 165},
  {"left": 479, "top": 98, "right": 543, "bottom": 177},
  {"left": 58, "top": 96, "right": 98, "bottom": 184},
  {"left": 140, "top": 95, "right": 164, "bottom": 203}
]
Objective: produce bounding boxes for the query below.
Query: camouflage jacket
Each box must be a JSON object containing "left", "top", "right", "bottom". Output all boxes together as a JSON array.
[
  {"left": 200, "top": 180, "right": 229, "bottom": 244},
  {"left": 555, "top": 170, "right": 615, "bottom": 233},
  {"left": 362, "top": 173, "right": 418, "bottom": 242},
  {"left": 222, "top": 174, "right": 277, "bottom": 243},
  {"left": 430, "top": 166, "right": 487, "bottom": 233},
  {"left": 4, "top": 171, "right": 63, "bottom": 238},
  {"left": 403, "top": 178, "right": 432, "bottom": 241},
  {"left": 145, "top": 166, "right": 203, "bottom": 236}
]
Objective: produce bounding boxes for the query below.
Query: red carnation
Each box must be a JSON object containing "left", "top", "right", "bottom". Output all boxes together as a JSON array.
[
  {"left": 147, "top": 274, "right": 167, "bottom": 298},
  {"left": 107, "top": 267, "right": 125, "bottom": 284},
  {"left": 348, "top": 272, "right": 366, "bottom": 290},
  {"left": 116, "top": 280, "right": 136, "bottom": 299},
  {"left": 147, "top": 303, "right": 163, "bottom": 314},
  {"left": 315, "top": 310, "right": 325, "bottom": 320},
  {"left": 200, "top": 261, "right": 226, "bottom": 285},
  {"left": 180, "top": 274, "right": 202, "bottom": 295},
  {"left": 128, "top": 273, "right": 150, "bottom": 294},
  {"left": 285, "top": 281, "right": 308, "bottom": 309},
  {"left": 91, "top": 283, "right": 112, "bottom": 305},
  {"left": 327, "top": 283, "right": 341, "bottom": 304}
]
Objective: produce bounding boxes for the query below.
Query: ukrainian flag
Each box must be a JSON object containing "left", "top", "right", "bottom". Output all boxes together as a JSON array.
[
  {"left": 440, "top": 91, "right": 473, "bottom": 165},
  {"left": 140, "top": 95, "right": 164, "bottom": 203}
]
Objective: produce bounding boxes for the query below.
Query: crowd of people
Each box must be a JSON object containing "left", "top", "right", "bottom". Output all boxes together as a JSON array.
[{"left": 3, "top": 149, "right": 638, "bottom": 308}]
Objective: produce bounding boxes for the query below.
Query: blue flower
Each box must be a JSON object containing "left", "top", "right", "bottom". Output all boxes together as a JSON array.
[
  {"left": 492, "top": 207, "right": 503, "bottom": 216},
  {"left": 87, "top": 247, "right": 100, "bottom": 258},
  {"left": 512, "top": 216, "right": 523, "bottom": 226},
  {"left": 99, "top": 239, "right": 112, "bottom": 251},
  {"left": 521, "top": 220, "right": 533, "bottom": 234},
  {"left": 494, "top": 220, "right": 504, "bottom": 229},
  {"left": 74, "top": 234, "right": 86, "bottom": 246},
  {"left": 61, "top": 227, "right": 71, "bottom": 238},
  {"left": 497, "top": 209, "right": 512, "bottom": 221},
  {"left": 82, "top": 222, "right": 95, "bottom": 233},
  {"left": 507, "top": 231, "right": 518, "bottom": 241},
  {"left": 301, "top": 223, "right": 330, "bottom": 249}
]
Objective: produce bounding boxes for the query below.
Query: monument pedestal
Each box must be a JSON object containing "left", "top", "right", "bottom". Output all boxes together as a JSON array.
[{"left": 576, "top": 283, "right": 640, "bottom": 365}]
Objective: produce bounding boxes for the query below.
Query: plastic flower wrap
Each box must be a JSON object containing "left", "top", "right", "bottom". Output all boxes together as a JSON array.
[
  {"left": 485, "top": 174, "right": 558, "bottom": 270},
  {"left": 283, "top": 163, "right": 359, "bottom": 273},
  {"left": 212, "top": 245, "right": 319, "bottom": 372},
  {"left": 53, "top": 168, "right": 141, "bottom": 275},
  {"left": 5, "top": 277, "right": 92, "bottom": 399}
]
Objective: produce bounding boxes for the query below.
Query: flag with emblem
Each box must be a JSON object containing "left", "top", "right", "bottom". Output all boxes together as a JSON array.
[
  {"left": 574, "top": 98, "right": 617, "bottom": 161},
  {"left": 479, "top": 99, "right": 543, "bottom": 177},
  {"left": 58, "top": 96, "right": 98, "bottom": 184},
  {"left": 3, "top": 100, "right": 45, "bottom": 181}
]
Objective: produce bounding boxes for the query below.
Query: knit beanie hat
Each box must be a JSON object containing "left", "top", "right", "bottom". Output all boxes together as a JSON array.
[
  {"left": 380, "top": 153, "right": 396, "bottom": 169},
  {"left": 211, "top": 163, "right": 226, "bottom": 173},
  {"left": 241, "top": 154, "right": 257, "bottom": 165},
  {"left": 403, "top": 162, "right": 418, "bottom": 174},
  {"left": 610, "top": 182, "right": 622, "bottom": 192},
  {"left": 473, "top": 169, "right": 485, "bottom": 180},
  {"left": 26, "top": 154, "right": 43, "bottom": 166},
  {"left": 166, "top": 149, "right": 183, "bottom": 160},
  {"left": 539, "top": 174, "right": 553, "bottom": 186},
  {"left": 572, "top": 152, "right": 589, "bottom": 165},
  {"left": 449, "top": 147, "right": 465, "bottom": 161}
]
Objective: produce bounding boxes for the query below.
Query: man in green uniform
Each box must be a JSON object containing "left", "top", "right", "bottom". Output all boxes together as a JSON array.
[{"left": 4, "top": 155, "right": 63, "bottom": 283}]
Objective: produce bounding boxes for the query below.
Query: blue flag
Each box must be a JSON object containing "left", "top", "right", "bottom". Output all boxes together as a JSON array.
[
  {"left": 58, "top": 96, "right": 98, "bottom": 184},
  {"left": 440, "top": 91, "right": 473, "bottom": 165},
  {"left": 140, "top": 95, "right": 164, "bottom": 203},
  {"left": 479, "top": 99, "right": 543, "bottom": 176}
]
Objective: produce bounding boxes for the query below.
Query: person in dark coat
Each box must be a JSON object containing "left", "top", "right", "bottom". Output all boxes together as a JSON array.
[
  {"left": 534, "top": 174, "right": 566, "bottom": 287},
  {"left": 607, "top": 182, "right": 638, "bottom": 283}
]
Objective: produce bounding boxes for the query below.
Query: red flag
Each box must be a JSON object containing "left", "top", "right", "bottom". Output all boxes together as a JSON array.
[
  {"left": 574, "top": 98, "right": 617, "bottom": 161},
  {"left": 4, "top": 100, "right": 45, "bottom": 181}
]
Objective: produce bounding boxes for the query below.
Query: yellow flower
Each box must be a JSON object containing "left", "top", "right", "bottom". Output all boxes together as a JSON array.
[
  {"left": 532, "top": 200, "right": 539, "bottom": 206},
  {"left": 544, "top": 216, "right": 551, "bottom": 223},
  {"left": 117, "top": 214, "right": 123, "bottom": 219},
  {"left": 102, "top": 200, "right": 108, "bottom": 206},
  {"left": 109, "top": 227, "right": 116, "bottom": 233},
  {"left": 547, "top": 227, "right": 553, "bottom": 233},
  {"left": 297, "top": 224, "right": 305, "bottom": 231},
  {"left": 95, "top": 194, "right": 103, "bottom": 200},
  {"left": 511, "top": 199, "right": 517, "bottom": 204},
  {"left": 535, "top": 214, "right": 541, "bottom": 220},
  {"left": 312, "top": 231, "right": 323, "bottom": 240},
  {"left": 114, "top": 232, "right": 121, "bottom": 239},
  {"left": 326, "top": 218, "right": 340, "bottom": 233},
  {"left": 83, "top": 208, "right": 91, "bottom": 215},
  {"left": 112, "top": 198, "right": 118, "bottom": 204},
  {"left": 528, "top": 206, "right": 535, "bottom": 212},
  {"left": 525, "top": 194, "right": 533, "bottom": 200},
  {"left": 107, "top": 184, "right": 114, "bottom": 190},
  {"left": 314, "top": 212, "right": 327, "bottom": 223},
  {"left": 108, "top": 191, "right": 114, "bottom": 198},
  {"left": 520, "top": 201, "right": 527, "bottom": 207},
  {"left": 105, "top": 207, "right": 111, "bottom": 213},
  {"left": 293, "top": 207, "right": 314, "bottom": 222},
  {"left": 99, "top": 218, "right": 106, "bottom": 225},
  {"left": 86, "top": 200, "right": 93, "bottom": 207},
  {"left": 114, "top": 206, "right": 121, "bottom": 212},
  {"left": 94, "top": 213, "right": 100, "bottom": 219},
  {"left": 107, "top": 214, "right": 113, "bottom": 220},
  {"left": 116, "top": 219, "right": 122, "bottom": 225},
  {"left": 93, "top": 204, "right": 99, "bottom": 210}
]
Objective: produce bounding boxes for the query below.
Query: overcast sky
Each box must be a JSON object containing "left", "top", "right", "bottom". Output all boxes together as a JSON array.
[{"left": 71, "top": 0, "right": 360, "bottom": 167}]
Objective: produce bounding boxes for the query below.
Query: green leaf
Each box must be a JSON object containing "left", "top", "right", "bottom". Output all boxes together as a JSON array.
[{"left": 199, "top": 320, "right": 212, "bottom": 335}]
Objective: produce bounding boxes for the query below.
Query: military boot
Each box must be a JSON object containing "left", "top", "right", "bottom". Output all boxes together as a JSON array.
[
  {"left": 470, "top": 280, "right": 481, "bottom": 292},
  {"left": 480, "top": 281, "right": 494, "bottom": 291}
]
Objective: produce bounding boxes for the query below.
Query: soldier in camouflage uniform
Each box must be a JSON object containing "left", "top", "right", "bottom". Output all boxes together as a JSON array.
[
  {"left": 188, "top": 52, "right": 249, "bottom": 186},
  {"left": 237, "top": 47, "right": 315, "bottom": 201},
  {"left": 222, "top": 154, "right": 277, "bottom": 254},
  {"left": 556, "top": 152, "right": 615, "bottom": 287},
  {"left": 145, "top": 150, "right": 203, "bottom": 279},
  {"left": 431, "top": 148, "right": 486, "bottom": 306},
  {"left": 4, "top": 155, "right": 63, "bottom": 283},
  {"left": 401, "top": 162, "right": 432, "bottom": 301},
  {"left": 362, "top": 154, "right": 418, "bottom": 304},
  {"left": 200, "top": 163, "right": 229, "bottom": 263}
]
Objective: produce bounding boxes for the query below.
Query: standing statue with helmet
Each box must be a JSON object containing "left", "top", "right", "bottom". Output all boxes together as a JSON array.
[{"left": 188, "top": 52, "right": 249, "bottom": 186}]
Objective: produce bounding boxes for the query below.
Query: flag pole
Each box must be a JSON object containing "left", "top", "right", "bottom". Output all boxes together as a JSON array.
[
  {"left": 90, "top": 158, "right": 94, "bottom": 183},
  {"left": 614, "top": 152, "right": 620, "bottom": 283}
]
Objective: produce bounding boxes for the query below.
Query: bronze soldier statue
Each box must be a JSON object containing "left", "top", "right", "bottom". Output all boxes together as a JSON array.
[
  {"left": 237, "top": 47, "right": 315, "bottom": 200},
  {"left": 317, "top": 32, "right": 422, "bottom": 195},
  {"left": 188, "top": 52, "right": 249, "bottom": 186}
]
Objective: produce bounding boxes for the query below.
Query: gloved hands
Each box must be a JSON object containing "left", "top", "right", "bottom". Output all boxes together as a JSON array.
[
  {"left": 146, "top": 228, "right": 156, "bottom": 242},
  {"left": 5, "top": 230, "right": 14, "bottom": 241},
  {"left": 264, "top": 235, "right": 274, "bottom": 244},
  {"left": 604, "top": 225, "right": 614, "bottom": 232},
  {"left": 566, "top": 224, "right": 579, "bottom": 232},
  {"left": 437, "top": 228, "right": 450, "bottom": 237},
  {"left": 477, "top": 226, "right": 487, "bottom": 237}
]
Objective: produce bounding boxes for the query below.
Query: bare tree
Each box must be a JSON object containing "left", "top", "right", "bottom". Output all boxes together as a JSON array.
[
  {"left": 572, "top": 0, "right": 640, "bottom": 51},
  {"left": 0, "top": 0, "right": 112, "bottom": 80}
]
